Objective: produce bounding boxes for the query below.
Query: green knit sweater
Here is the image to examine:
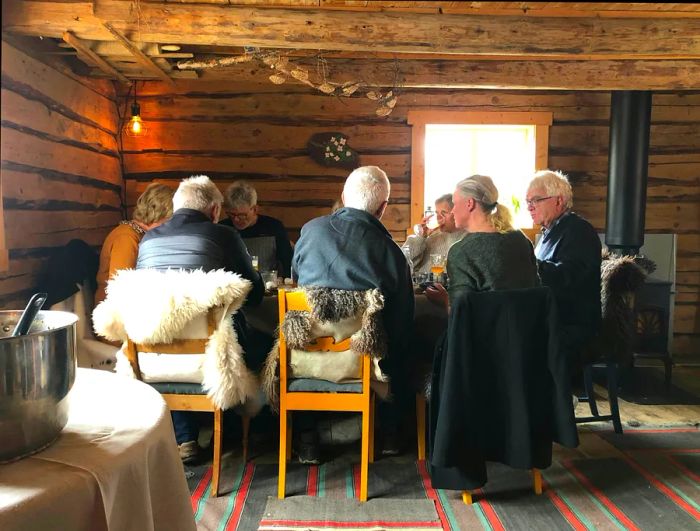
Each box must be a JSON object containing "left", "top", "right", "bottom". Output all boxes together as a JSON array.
[{"left": 446, "top": 230, "right": 539, "bottom": 302}]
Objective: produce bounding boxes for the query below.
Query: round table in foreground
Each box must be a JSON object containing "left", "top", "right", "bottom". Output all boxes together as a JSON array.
[{"left": 0, "top": 368, "right": 196, "bottom": 531}]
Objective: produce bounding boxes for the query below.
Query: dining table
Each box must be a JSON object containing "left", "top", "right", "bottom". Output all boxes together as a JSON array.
[{"left": 0, "top": 368, "right": 196, "bottom": 531}]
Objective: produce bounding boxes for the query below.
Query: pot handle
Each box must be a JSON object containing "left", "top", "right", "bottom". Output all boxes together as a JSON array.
[{"left": 11, "top": 293, "right": 48, "bottom": 337}]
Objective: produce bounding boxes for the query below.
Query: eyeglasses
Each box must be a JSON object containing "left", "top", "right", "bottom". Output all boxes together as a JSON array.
[
  {"left": 526, "top": 196, "right": 554, "bottom": 208},
  {"left": 227, "top": 210, "right": 252, "bottom": 220}
]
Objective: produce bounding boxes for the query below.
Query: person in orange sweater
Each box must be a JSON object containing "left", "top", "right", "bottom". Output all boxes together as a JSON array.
[{"left": 95, "top": 183, "right": 174, "bottom": 305}]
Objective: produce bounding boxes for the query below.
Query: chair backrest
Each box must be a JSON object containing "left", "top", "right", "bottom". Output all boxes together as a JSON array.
[
  {"left": 124, "top": 310, "right": 217, "bottom": 381},
  {"left": 520, "top": 227, "right": 540, "bottom": 245},
  {"left": 277, "top": 289, "right": 367, "bottom": 387}
]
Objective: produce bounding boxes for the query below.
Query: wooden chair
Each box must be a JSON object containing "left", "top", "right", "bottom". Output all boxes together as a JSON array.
[
  {"left": 416, "top": 393, "right": 427, "bottom": 461},
  {"left": 277, "top": 289, "right": 375, "bottom": 502},
  {"left": 124, "top": 308, "right": 250, "bottom": 498},
  {"left": 520, "top": 226, "right": 540, "bottom": 245}
]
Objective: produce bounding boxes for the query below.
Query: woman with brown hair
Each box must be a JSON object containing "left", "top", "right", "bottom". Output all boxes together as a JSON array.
[{"left": 95, "top": 183, "right": 174, "bottom": 305}]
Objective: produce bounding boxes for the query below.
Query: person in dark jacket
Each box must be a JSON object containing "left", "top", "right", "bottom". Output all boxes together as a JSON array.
[
  {"left": 220, "top": 180, "right": 294, "bottom": 278},
  {"left": 292, "top": 165, "right": 415, "bottom": 462},
  {"left": 526, "top": 169, "right": 602, "bottom": 373},
  {"left": 137, "top": 175, "right": 267, "bottom": 463}
]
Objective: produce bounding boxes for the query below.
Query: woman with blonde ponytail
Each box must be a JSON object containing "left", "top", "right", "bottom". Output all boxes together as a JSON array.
[{"left": 425, "top": 174, "right": 539, "bottom": 309}]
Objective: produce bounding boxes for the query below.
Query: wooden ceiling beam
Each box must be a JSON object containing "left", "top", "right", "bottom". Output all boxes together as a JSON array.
[
  {"left": 3, "top": 1, "right": 700, "bottom": 59},
  {"left": 188, "top": 58, "right": 700, "bottom": 91},
  {"left": 101, "top": 22, "right": 176, "bottom": 87},
  {"left": 62, "top": 31, "right": 130, "bottom": 84}
]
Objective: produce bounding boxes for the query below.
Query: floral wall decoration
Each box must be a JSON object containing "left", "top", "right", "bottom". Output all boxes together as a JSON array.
[
  {"left": 177, "top": 49, "right": 400, "bottom": 117},
  {"left": 307, "top": 132, "right": 359, "bottom": 169}
]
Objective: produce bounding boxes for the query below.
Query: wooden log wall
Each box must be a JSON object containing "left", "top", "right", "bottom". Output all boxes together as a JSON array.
[
  {"left": 122, "top": 81, "right": 699, "bottom": 362},
  {"left": 0, "top": 41, "right": 123, "bottom": 309}
]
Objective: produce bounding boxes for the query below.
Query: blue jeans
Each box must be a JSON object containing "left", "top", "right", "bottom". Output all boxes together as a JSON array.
[{"left": 171, "top": 410, "right": 245, "bottom": 445}]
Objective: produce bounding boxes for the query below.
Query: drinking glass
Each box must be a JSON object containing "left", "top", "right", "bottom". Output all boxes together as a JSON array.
[
  {"left": 251, "top": 255, "right": 259, "bottom": 271},
  {"left": 262, "top": 270, "right": 278, "bottom": 290},
  {"left": 430, "top": 253, "right": 446, "bottom": 277}
]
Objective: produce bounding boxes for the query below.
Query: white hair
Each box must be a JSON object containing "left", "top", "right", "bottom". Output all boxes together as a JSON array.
[
  {"left": 342, "top": 166, "right": 390, "bottom": 214},
  {"left": 173, "top": 175, "right": 224, "bottom": 212},
  {"left": 528, "top": 169, "right": 574, "bottom": 209}
]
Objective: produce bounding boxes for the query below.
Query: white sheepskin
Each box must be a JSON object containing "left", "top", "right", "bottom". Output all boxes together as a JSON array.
[{"left": 93, "top": 268, "right": 259, "bottom": 410}]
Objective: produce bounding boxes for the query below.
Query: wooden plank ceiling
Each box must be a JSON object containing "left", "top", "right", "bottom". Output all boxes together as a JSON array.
[{"left": 2, "top": 1, "right": 700, "bottom": 90}]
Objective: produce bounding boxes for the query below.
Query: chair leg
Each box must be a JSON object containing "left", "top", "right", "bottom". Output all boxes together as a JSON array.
[
  {"left": 462, "top": 491, "right": 473, "bottom": 505},
  {"left": 242, "top": 415, "right": 250, "bottom": 462},
  {"left": 532, "top": 468, "right": 542, "bottom": 495},
  {"left": 584, "top": 364, "right": 599, "bottom": 417},
  {"left": 359, "top": 398, "right": 371, "bottom": 502},
  {"left": 416, "top": 393, "right": 426, "bottom": 461},
  {"left": 664, "top": 359, "right": 672, "bottom": 393},
  {"left": 368, "top": 393, "right": 375, "bottom": 464},
  {"left": 607, "top": 363, "right": 623, "bottom": 434},
  {"left": 278, "top": 410, "right": 289, "bottom": 499},
  {"left": 211, "top": 408, "right": 223, "bottom": 497},
  {"left": 286, "top": 416, "right": 293, "bottom": 461}
]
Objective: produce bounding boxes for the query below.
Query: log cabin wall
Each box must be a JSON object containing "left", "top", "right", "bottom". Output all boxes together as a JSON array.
[
  {"left": 0, "top": 41, "right": 123, "bottom": 309},
  {"left": 122, "top": 82, "right": 699, "bottom": 362}
]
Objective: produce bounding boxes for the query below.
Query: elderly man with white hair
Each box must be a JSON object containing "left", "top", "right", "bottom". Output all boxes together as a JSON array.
[
  {"left": 292, "top": 165, "right": 415, "bottom": 462},
  {"left": 526, "top": 169, "right": 601, "bottom": 373},
  {"left": 137, "top": 175, "right": 268, "bottom": 463}
]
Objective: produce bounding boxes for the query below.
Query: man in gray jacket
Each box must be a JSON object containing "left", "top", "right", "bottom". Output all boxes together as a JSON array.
[{"left": 293, "top": 166, "right": 415, "bottom": 462}]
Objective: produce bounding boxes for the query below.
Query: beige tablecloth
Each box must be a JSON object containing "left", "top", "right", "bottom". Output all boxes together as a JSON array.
[{"left": 0, "top": 368, "right": 196, "bottom": 531}]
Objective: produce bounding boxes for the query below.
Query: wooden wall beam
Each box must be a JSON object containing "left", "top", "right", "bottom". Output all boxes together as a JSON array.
[
  {"left": 62, "top": 31, "right": 130, "bottom": 84},
  {"left": 101, "top": 22, "right": 175, "bottom": 87},
  {"left": 3, "top": 1, "right": 700, "bottom": 59}
]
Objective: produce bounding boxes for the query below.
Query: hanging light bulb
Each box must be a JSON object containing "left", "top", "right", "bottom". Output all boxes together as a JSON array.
[
  {"left": 124, "top": 83, "right": 147, "bottom": 137},
  {"left": 125, "top": 102, "right": 146, "bottom": 137}
]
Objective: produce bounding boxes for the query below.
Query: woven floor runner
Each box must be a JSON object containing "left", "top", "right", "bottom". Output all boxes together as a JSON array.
[{"left": 187, "top": 428, "right": 700, "bottom": 530}]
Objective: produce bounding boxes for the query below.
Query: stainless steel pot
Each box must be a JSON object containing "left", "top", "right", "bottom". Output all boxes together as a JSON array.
[{"left": 0, "top": 310, "right": 78, "bottom": 462}]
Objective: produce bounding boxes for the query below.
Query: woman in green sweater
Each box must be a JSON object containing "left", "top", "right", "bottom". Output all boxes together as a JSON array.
[{"left": 425, "top": 174, "right": 539, "bottom": 310}]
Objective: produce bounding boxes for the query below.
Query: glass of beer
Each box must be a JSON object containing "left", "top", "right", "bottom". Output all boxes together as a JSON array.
[
  {"left": 430, "top": 253, "right": 445, "bottom": 279},
  {"left": 251, "top": 255, "right": 259, "bottom": 271}
]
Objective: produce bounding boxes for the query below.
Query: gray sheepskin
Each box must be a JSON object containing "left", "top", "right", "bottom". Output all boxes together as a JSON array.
[{"left": 262, "top": 287, "right": 387, "bottom": 410}]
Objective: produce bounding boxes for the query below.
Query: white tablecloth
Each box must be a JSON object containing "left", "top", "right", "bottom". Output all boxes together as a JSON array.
[{"left": 0, "top": 369, "right": 196, "bottom": 531}]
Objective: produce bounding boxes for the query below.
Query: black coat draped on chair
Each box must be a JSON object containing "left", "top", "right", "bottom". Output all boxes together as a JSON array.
[{"left": 428, "top": 287, "right": 579, "bottom": 490}]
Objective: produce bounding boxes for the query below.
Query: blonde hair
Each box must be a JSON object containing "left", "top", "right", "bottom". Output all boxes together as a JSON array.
[
  {"left": 173, "top": 175, "right": 224, "bottom": 212},
  {"left": 132, "top": 183, "right": 174, "bottom": 225},
  {"left": 455, "top": 174, "right": 514, "bottom": 233},
  {"left": 343, "top": 166, "right": 390, "bottom": 214},
  {"left": 528, "top": 169, "right": 574, "bottom": 209}
]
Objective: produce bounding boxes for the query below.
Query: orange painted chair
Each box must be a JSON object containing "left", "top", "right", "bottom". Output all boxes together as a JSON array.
[
  {"left": 124, "top": 309, "right": 250, "bottom": 498},
  {"left": 277, "top": 289, "right": 375, "bottom": 502}
]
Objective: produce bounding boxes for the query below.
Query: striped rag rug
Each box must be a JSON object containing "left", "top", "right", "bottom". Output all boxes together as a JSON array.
[{"left": 187, "top": 428, "right": 700, "bottom": 530}]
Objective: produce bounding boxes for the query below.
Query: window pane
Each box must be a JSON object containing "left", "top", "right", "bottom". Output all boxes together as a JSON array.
[{"left": 424, "top": 124, "right": 536, "bottom": 228}]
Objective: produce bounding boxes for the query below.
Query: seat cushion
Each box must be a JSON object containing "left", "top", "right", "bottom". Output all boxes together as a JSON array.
[
  {"left": 287, "top": 378, "right": 362, "bottom": 393},
  {"left": 149, "top": 382, "right": 206, "bottom": 395}
]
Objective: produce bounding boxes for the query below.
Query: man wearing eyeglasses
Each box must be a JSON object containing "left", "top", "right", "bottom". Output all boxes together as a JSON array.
[
  {"left": 526, "top": 170, "right": 602, "bottom": 376},
  {"left": 220, "top": 180, "right": 294, "bottom": 278}
]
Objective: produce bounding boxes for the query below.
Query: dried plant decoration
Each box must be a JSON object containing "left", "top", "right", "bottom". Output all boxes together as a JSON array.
[
  {"left": 317, "top": 82, "right": 336, "bottom": 94},
  {"left": 342, "top": 83, "right": 361, "bottom": 96},
  {"left": 177, "top": 49, "right": 400, "bottom": 117}
]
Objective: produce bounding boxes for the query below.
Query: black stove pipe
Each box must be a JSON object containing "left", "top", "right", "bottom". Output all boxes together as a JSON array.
[{"left": 605, "top": 91, "right": 652, "bottom": 256}]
